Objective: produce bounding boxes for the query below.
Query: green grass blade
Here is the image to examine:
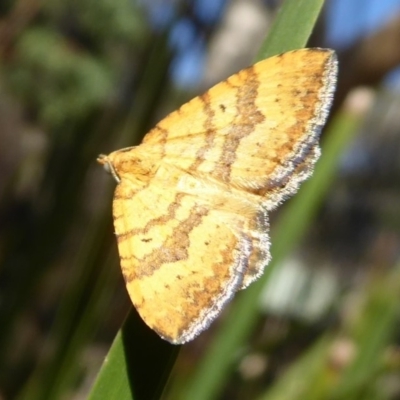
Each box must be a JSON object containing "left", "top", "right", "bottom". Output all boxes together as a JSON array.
[
  {"left": 88, "top": 1, "right": 331, "bottom": 398},
  {"left": 88, "top": 310, "right": 180, "bottom": 400},
  {"left": 257, "top": 0, "right": 326, "bottom": 60}
]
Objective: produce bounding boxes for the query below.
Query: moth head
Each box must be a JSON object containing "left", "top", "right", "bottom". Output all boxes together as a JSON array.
[
  {"left": 97, "top": 154, "right": 121, "bottom": 183},
  {"left": 97, "top": 147, "right": 159, "bottom": 184}
]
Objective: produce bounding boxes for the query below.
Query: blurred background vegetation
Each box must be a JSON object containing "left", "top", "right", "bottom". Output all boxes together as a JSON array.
[{"left": 1, "top": 0, "right": 400, "bottom": 399}]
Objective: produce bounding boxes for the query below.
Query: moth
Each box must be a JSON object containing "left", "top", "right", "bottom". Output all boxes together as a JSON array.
[{"left": 98, "top": 48, "right": 337, "bottom": 344}]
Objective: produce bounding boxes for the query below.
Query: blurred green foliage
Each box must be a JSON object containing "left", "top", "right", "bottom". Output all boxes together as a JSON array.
[
  {"left": 0, "top": 0, "right": 400, "bottom": 399},
  {"left": 8, "top": 27, "right": 114, "bottom": 126}
]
